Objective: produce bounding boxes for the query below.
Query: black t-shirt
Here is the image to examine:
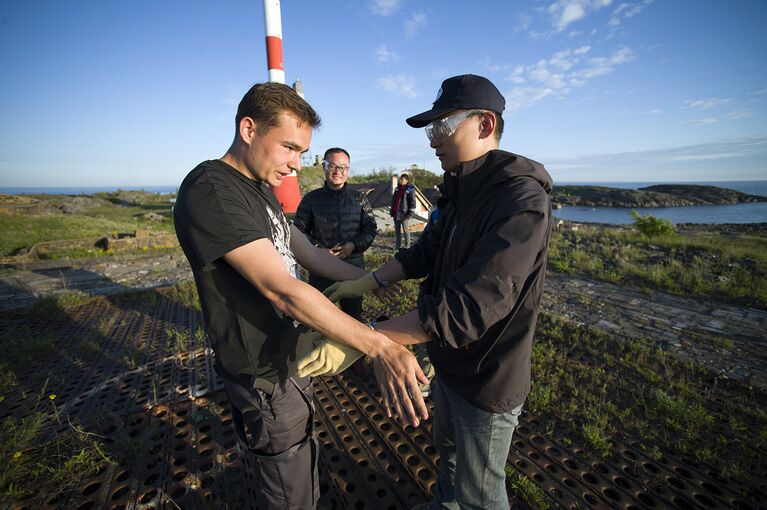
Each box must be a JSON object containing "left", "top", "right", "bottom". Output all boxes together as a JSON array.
[{"left": 174, "top": 159, "right": 317, "bottom": 384}]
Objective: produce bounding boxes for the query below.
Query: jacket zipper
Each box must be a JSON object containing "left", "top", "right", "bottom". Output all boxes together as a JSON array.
[
  {"left": 335, "top": 190, "right": 342, "bottom": 242},
  {"left": 445, "top": 164, "right": 471, "bottom": 352}
]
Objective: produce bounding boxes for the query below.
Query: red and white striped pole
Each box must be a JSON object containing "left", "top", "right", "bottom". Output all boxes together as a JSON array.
[
  {"left": 262, "top": 0, "right": 302, "bottom": 213},
  {"left": 263, "top": 0, "right": 285, "bottom": 84}
]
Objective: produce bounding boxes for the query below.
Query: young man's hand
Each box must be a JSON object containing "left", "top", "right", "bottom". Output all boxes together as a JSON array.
[{"left": 372, "top": 341, "right": 429, "bottom": 427}]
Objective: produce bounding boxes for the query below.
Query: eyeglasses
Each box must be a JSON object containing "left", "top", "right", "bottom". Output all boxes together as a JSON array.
[
  {"left": 323, "top": 161, "right": 350, "bottom": 173},
  {"left": 425, "top": 110, "right": 478, "bottom": 144}
]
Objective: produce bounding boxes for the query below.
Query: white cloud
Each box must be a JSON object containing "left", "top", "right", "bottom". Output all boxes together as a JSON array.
[
  {"left": 544, "top": 135, "right": 767, "bottom": 181},
  {"left": 575, "top": 45, "right": 634, "bottom": 78},
  {"left": 405, "top": 12, "right": 427, "bottom": 38},
  {"left": 664, "top": 152, "right": 740, "bottom": 162},
  {"left": 509, "top": 66, "right": 526, "bottom": 84},
  {"left": 377, "top": 74, "right": 417, "bottom": 98},
  {"left": 609, "top": 0, "right": 653, "bottom": 27},
  {"left": 726, "top": 109, "right": 753, "bottom": 119},
  {"left": 547, "top": 0, "right": 613, "bottom": 32},
  {"left": 503, "top": 45, "right": 633, "bottom": 111},
  {"left": 371, "top": 0, "right": 402, "bottom": 16},
  {"left": 516, "top": 13, "right": 533, "bottom": 33},
  {"left": 375, "top": 45, "right": 400, "bottom": 63},
  {"left": 683, "top": 98, "right": 733, "bottom": 110},
  {"left": 685, "top": 118, "right": 719, "bottom": 125},
  {"left": 622, "top": 108, "right": 664, "bottom": 116},
  {"left": 549, "top": 50, "right": 577, "bottom": 71}
]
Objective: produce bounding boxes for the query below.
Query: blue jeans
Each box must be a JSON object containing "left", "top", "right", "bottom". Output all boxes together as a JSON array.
[{"left": 428, "top": 377, "right": 523, "bottom": 510}]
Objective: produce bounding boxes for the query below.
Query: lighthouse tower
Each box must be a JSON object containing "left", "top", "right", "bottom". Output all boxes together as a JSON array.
[{"left": 263, "top": 0, "right": 302, "bottom": 214}]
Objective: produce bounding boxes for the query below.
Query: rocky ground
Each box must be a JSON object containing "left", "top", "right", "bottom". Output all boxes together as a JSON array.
[
  {"left": 552, "top": 184, "right": 767, "bottom": 208},
  {"left": 2, "top": 244, "right": 764, "bottom": 390},
  {"left": 2, "top": 232, "right": 765, "bottom": 509}
]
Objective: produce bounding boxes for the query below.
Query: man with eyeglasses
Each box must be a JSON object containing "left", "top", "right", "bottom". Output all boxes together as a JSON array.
[
  {"left": 293, "top": 148, "right": 377, "bottom": 321},
  {"left": 322, "top": 74, "right": 553, "bottom": 509}
]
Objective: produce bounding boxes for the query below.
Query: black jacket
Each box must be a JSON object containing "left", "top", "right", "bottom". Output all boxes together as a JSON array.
[
  {"left": 395, "top": 150, "right": 553, "bottom": 412},
  {"left": 293, "top": 182, "right": 377, "bottom": 268}
]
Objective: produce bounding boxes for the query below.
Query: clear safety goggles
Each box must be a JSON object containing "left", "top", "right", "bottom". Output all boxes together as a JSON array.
[
  {"left": 323, "top": 161, "right": 350, "bottom": 173},
  {"left": 425, "top": 110, "right": 477, "bottom": 144}
]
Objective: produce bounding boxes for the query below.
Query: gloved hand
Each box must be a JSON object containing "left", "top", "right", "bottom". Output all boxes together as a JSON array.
[
  {"left": 323, "top": 272, "right": 379, "bottom": 303},
  {"left": 297, "top": 338, "right": 364, "bottom": 377}
]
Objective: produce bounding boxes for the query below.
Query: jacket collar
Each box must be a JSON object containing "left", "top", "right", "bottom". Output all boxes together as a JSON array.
[
  {"left": 444, "top": 149, "right": 552, "bottom": 205},
  {"left": 323, "top": 181, "right": 347, "bottom": 193}
]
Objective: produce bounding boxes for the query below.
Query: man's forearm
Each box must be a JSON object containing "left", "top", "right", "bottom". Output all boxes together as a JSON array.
[
  {"left": 291, "top": 224, "right": 367, "bottom": 281},
  {"left": 306, "top": 247, "right": 367, "bottom": 280},
  {"left": 274, "top": 279, "right": 386, "bottom": 358},
  {"left": 371, "top": 257, "right": 408, "bottom": 285},
  {"left": 374, "top": 310, "right": 431, "bottom": 346}
]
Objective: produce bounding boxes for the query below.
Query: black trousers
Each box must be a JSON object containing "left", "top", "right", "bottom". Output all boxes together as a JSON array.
[{"left": 224, "top": 375, "right": 319, "bottom": 509}]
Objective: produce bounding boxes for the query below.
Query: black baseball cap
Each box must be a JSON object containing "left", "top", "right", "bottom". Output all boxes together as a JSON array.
[{"left": 406, "top": 74, "right": 505, "bottom": 128}]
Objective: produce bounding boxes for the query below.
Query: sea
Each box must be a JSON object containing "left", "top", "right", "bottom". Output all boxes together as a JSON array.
[
  {"left": 552, "top": 180, "right": 767, "bottom": 225},
  {"left": 1, "top": 181, "right": 766, "bottom": 225},
  {"left": 0, "top": 185, "right": 177, "bottom": 195}
]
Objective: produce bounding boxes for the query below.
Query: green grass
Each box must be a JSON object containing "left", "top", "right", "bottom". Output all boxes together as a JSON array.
[
  {"left": 0, "top": 324, "right": 58, "bottom": 396},
  {"left": 548, "top": 224, "right": 767, "bottom": 308},
  {"left": 531, "top": 312, "right": 767, "bottom": 490},
  {"left": 507, "top": 471, "right": 550, "bottom": 510},
  {"left": 0, "top": 213, "right": 175, "bottom": 257},
  {"left": 35, "top": 244, "right": 181, "bottom": 261},
  {"left": 163, "top": 280, "right": 201, "bottom": 311},
  {"left": 0, "top": 191, "right": 176, "bottom": 257},
  {"left": 0, "top": 397, "right": 113, "bottom": 506}
]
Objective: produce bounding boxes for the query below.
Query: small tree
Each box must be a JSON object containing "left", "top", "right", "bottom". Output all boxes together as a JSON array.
[{"left": 630, "top": 210, "right": 676, "bottom": 238}]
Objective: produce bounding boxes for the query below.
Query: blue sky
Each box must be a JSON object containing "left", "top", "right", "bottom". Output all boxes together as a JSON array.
[{"left": 1, "top": 0, "right": 765, "bottom": 187}]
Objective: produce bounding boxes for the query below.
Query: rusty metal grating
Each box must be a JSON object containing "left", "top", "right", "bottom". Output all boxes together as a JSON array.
[{"left": 1, "top": 290, "right": 763, "bottom": 509}]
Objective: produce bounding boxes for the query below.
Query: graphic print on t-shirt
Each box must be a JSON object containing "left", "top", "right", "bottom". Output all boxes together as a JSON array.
[
  {"left": 263, "top": 203, "right": 302, "bottom": 328},
  {"left": 265, "top": 204, "right": 299, "bottom": 280}
]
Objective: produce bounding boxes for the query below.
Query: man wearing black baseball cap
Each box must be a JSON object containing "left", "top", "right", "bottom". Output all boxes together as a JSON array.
[{"left": 323, "top": 74, "right": 553, "bottom": 509}]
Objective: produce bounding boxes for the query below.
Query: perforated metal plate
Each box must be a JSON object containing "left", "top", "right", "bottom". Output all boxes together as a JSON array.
[{"left": 1, "top": 290, "right": 762, "bottom": 509}]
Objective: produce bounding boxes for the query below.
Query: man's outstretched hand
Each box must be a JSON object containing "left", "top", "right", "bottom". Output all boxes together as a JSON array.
[{"left": 372, "top": 341, "right": 429, "bottom": 427}]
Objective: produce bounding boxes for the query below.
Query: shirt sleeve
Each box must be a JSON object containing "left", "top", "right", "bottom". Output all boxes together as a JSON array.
[
  {"left": 406, "top": 188, "right": 416, "bottom": 217},
  {"left": 177, "top": 169, "right": 270, "bottom": 269},
  {"left": 417, "top": 210, "right": 549, "bottom": 348}
]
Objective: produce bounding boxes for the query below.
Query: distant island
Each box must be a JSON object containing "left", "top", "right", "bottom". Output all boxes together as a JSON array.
[{"left": 551, "top": 184, "right": 767, "bottom": 208}]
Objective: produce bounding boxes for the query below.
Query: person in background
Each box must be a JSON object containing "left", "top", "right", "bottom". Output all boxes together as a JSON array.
[
  {"left": 174, "top": 82, "right": 428, "bottom": 510},
  {"left": 390, "top": 173, "right": 416, "bottom": 250},
  {"left": 323, "top": 74, "right": 553, "bottom": 510},
  {"left": 293, "top": 147, "right": 377, "bottom": 322}
]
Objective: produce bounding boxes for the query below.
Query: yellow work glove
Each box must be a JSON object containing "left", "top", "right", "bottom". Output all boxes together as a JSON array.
[
  {"left": 323, "top": 272, "right": 379, "bottom": 303},
  {"left": 296, "top": 338, "right": 364, "bottom": 377}
]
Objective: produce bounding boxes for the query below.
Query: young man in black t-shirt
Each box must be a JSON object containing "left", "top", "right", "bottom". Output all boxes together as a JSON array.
[{"left": 174, "top": 83, "right": 429, "bottom": 509}]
